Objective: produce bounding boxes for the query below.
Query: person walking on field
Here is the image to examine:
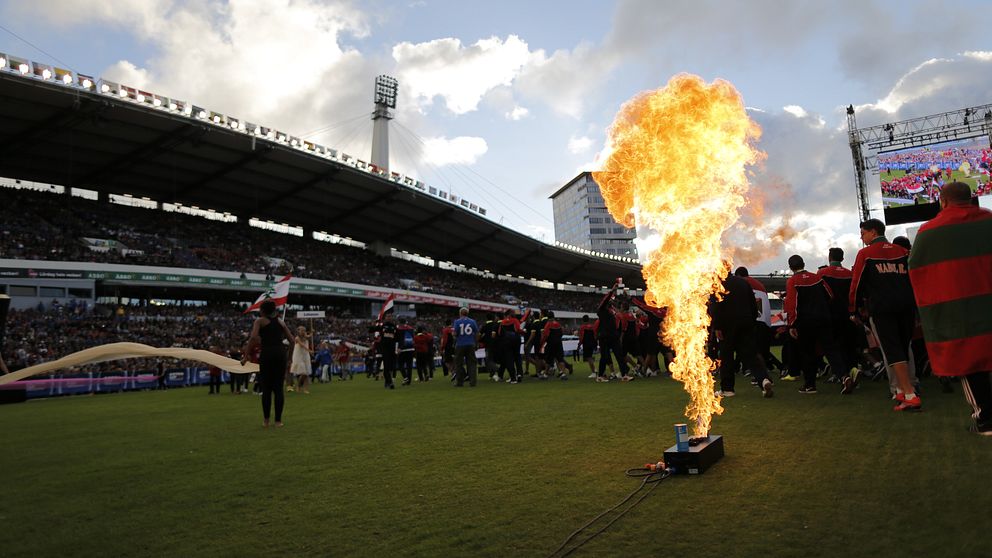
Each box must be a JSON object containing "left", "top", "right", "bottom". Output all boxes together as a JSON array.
[
  {"left": 785, "top": 255, "right": 846, "bottom": 395},
  {"left": 909, "top": 182, "right": 992, "bottom": 433},
  {"left": 577, "top": 315, "right": 598, "bottom": 378},
  {"left": 850, "top": 218, "right": 921, "bottom": 411},
  {"left": 290, "top": 325, "right": 312, "bottom": 394},
  {"left": 413, "top": 326, "right": 434, "bottom": 383},
  {"left": 452, "top": 308, "right": 480, "bottom": 387},
  {"left": 242, "top": 300, "right": 295, "bottom": 428}
]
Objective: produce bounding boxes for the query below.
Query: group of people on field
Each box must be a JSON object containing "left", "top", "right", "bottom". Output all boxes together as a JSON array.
[{"left": 238, "top": 182, "right": 991, "bottom": 435}]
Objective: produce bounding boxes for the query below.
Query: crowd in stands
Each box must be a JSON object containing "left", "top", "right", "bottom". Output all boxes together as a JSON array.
[
  {"left": 1, "top": 303, "right": 453, "bottom": 375},
  {"left": 0, "top": 187, "right": 600, "bottom": 311},
  {"left": 878, "top": 145, "right": 991, "bottom": 171}
]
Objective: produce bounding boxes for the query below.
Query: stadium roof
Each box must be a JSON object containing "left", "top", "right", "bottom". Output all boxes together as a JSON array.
[{"left": 0, "top": 67, "right": 645, "bottom": 289}]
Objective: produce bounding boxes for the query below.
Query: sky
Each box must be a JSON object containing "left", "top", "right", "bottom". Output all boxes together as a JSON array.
[{"left": 1, "top": 0, "right": 991, "bottom": 273}]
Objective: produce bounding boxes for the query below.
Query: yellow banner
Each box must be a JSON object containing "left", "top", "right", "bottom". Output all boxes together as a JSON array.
[{"left": 0, "top": 342, "right": 259, "bottom": 386}]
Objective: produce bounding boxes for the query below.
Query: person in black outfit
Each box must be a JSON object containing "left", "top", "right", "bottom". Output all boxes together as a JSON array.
[
  {"left": 785, "top": 255, "right": 846, "bottom": 394},
  {"left": 480, "top": 313, "right": 499, "bottom": 377},
  {"left": 596, "top": 280, "right": 629, "bottom": 379},
  {"left": 378, "top": 319, "right": 399, "bottom": 388},
  {"left": 242, "top": 300, "right": 294, "bottom": 427},
  {"left": 496, "top": 309, "right": 523, "bottom": 383},
  {"left": 155, "top": 359, "right": 167, "bottom": 390},
  {"left": 396, "top": 318, "right": 416, "bottom": 385},
  {"left": 711, "top": 272, "right": 774, "bottom": 397},
  {"left": 631, "top": 298, "right": 664, "bottom": 376}
]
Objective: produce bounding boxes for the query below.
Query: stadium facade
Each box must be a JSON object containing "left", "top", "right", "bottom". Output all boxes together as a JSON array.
[{"left": 550, "top": 172, "right": 638, "bottom": 258}]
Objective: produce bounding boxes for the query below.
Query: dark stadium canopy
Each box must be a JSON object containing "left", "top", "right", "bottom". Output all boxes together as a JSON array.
[{"left": 0, "top": 70, "right": 644, "bottom": 289}]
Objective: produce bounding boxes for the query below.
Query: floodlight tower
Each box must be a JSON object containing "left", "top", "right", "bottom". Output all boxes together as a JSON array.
[
  {"left": 846, "top": 104, "right": 871, "bottom": 222},
  {"left": 371, "top": 75, "right": 398, "bottom": 172}
]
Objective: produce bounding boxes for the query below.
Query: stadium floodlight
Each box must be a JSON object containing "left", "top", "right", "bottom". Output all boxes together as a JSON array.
[
  {"left": 99, "top": 79, "right": 118, "bottom": 94},
  {"left": 0, "top": 54, "right": 6, "bottom": 69},
  {"left": 374, "top": 75, "right": 398, "bottom": 109},
  {"left": 9, "top": 56, "right": 29, "bottom": 74},
  {"left": 78, "top": 74, "right": 94, "bottom": 89},
  {"left": 31, "top": 62, "right": 53, "bottom": 80},
  {"left": 54, "top": 67, "right": 73, "bottom": 84},
  {"left": 192, "top": 105, "right": 207, "bottom": 119}
]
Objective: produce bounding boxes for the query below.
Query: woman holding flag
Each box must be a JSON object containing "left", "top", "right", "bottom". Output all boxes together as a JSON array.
[{"left": 242, "top": 299, "right": 295, "bottom": 428}]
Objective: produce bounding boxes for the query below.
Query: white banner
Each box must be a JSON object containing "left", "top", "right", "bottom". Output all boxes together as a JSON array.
[{"left": 296, "top": 310, "right": 326, "bottom": 318}]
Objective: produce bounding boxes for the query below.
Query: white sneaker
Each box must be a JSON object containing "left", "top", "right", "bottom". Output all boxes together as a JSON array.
[
  {"left": 491, "top": 374, "right": 500, "bottom": 382},
  {"left": 588, "top": 373, "right": 597, "bottom": 379},
  {"left": 716, "top": 390, "right": 735, "bottom": 397},
  {"left": 761, "top": 379, "right": 774, "bottom": 398}
]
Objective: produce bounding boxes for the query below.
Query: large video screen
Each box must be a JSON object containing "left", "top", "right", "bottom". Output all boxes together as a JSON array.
[{"left": 877, "top": 136, "right": 991, "bottom": 224}]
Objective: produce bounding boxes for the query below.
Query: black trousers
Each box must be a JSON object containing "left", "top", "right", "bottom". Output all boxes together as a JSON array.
[
  {"left": 415, "top": 351, "right": 431, "bottom": 382},
  {"left": 598, "top": 337, "right": 629, "bottom": 376},
  {"left": 398, "top": 351, "right": 414, "bottom": 383},
  {"left": 795, "top": 322, "right": 845, "bottom": 389},
  {"left": 259, "top": 352, "right": 285, "bottom": 422},
  {"left": 229, "top": 373, "right": 243, "bottom": 392},
  {"left": 962, "top": 371, "right": 992, "bottom": 425},
  {"left": 208, "top": 374, "right": 222, "bottom": 394},
  {"left": 498, "top": 338, "right": 521, "bottom": 381},
  {"left": 454, "top": 345, "right": 478, "bottom": 386},
  {"left": 382, "top": 353, "right": 396, "bottom": 387},
  {"left": 719, "top": 322, "right": 768, "bottom": 392},
  {"left": 755, "top": 322, "right": 782, "bottom": 370},
  {"left": 831, "top": 317, "right": 861, "bottom": 373}
]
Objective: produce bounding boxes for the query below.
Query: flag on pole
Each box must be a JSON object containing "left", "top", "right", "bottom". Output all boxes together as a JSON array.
[
  {"left": 377, "top": 293, "right": 396, "bottom": 322},
  {"left": 243, "top": 274, "right": 292, "bottom": 314}
]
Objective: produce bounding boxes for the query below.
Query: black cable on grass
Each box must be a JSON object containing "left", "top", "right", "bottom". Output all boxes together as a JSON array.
[{"left": 548, "top": 467, "right": 672, "bottom": 558}]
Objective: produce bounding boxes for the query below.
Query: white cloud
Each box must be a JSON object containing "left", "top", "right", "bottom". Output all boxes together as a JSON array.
[
  {"left": 782, "top": 105, "right": 808, "bottom": 118},
  {"left": 19, "top": 0, "right": 374, "bottom": 140},
  {"left": 516, "top": 43, "right": 614, "bottom": 118},
  {"left": 506, "top": 105, "right": 529, "bottom": 120},
  {"left": 567, "top": 134, "right": 592, "bottom": 154},
  {"left": 421, "top": 136, "right": 488, "bottom": 166},
  {"left": 962, "top": 50, "right": 992, "bottom": 61},
  {"left": 393, "top": 35, "right": 531, "bottom": 115}
]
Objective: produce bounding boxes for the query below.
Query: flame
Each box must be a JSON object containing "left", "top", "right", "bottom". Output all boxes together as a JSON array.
[{"left": 594, "top": 74, "right": 763, "bottom": 436}]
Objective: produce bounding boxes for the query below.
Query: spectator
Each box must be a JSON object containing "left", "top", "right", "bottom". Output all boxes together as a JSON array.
[{"left": 909, "top": 182, "right": 992, "bottom": 434}]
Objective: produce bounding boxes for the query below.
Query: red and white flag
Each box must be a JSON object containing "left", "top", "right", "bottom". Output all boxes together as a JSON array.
[
  {"left": 243, "top": 274, "right": 292, "bottom": 314},
  {"left": 377, "top": 293, "right": 396, "bottom": 322}
]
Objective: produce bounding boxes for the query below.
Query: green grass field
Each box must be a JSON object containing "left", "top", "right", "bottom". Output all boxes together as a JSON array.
[{"left": 1, "top": 370, "right": 989, "bottom": 557}]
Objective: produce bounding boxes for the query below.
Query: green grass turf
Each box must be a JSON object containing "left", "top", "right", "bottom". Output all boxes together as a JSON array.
[{"left": 0, "top": 370, "right": 989, "bottom": 557}]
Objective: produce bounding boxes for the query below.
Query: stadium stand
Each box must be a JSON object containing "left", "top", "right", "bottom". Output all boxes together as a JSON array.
[{"left": 0, "top": 187, "right": 603, "bottom": 311}]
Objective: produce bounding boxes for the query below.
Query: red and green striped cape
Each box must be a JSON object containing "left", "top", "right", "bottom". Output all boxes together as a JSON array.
[{"left": 908, "top": 204, "right": 992, "bottom": 376}]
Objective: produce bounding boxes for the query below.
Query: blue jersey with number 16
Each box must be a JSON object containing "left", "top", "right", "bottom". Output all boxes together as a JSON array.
[{"left": 453, "top": 317, "right": 479, "bottom": 347}]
